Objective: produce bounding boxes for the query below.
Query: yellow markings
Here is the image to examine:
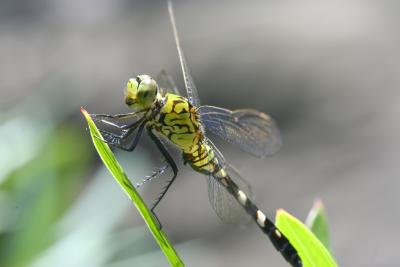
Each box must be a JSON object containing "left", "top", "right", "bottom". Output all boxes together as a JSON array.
[
  {"left": 164, "top": 113, "right": 191, "bottom": 126},
  {"left": 159, "top": 122, "right": 174, "bottom": 135},
  {"left": 172, "top": 125, "right": 189, "bottom": 134},
  {"left": 192, "top": 148, "right": 214, "bottom": 167},
  {"left": 192, "top": 156, "right": 209, "bottom": 167},
  {"left": 170, "top": 133, "right": 196, "bottom": 148},
  {"left": 220, "top": 169, "right": 227, "bottom": 177},
  {"left": 201, "top": 164, "right": 215, "bottom": 173},
  {"left": 163, "top": 95, "right": 174, "bottom": 113},
  {"left": 163, "top": 93, "right": 188, "bottom": 113},
  {"left": 163, "top": 113, "right": 177, "bottom": 126},
  {"left": 161, "top": 128, "right": 171, "bottom": 136},
  {"left": 157, "top": 93, "right": 207, "bottom": 158},
  {"left": 189, "top": 144, "right": 199, "bottom": 155},
  {"left": 174, "top": 102, "right": 188, "bottom": 113}
]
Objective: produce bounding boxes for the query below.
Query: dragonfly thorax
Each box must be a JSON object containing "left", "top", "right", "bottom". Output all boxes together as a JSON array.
[
  {"left": 125, "top": 74, "right": 158, "bottom": 111},
  {"left": 150, "top": 93, "right": 203, "bottom": 154}
]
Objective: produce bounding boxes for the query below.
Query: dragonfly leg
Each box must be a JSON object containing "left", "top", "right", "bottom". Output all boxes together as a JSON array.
[
  {"left": 91, "top": 114, "right": 146, "bottom": 130},
  {"left": 120, "top": 122, "right": 146, "bottom": 152},
  {"left": 91, "top": 111, "right": 144, "bottom": 120},
  {"left": 147, "top": 127, "right": 178, "bottom": 212},
  {"left": 133, "top": 164, "right": 169, "bottom": 230},
  {"left": 96, "top": 122, "right": 146, "bottom": 152},
  {"left": 151, "top": 210, "right": 163, "bottom": 230},
  {"left": 134, "top": 164, "right": 168, "bottom": 189}
]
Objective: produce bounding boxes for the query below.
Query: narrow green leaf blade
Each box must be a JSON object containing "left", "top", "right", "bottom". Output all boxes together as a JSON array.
[
  {"left": 81, "top": 107, "right": 184, "bottom": 267},
  {"left": 276, "top": 209, "right": 338, "bottom": 267},
  {"left": 305, "top": 199, "right": 331, "bottom": 252}
]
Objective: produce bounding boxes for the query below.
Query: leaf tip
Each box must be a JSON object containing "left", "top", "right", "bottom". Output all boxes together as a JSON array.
[
  {"left": 313, "top": 198, "right": 324, "bottom": 209},
  {"left": 80, "top": 107, "right": 90, "bottom": 121},
  {"left": 306, "top": 198, "right": 327, "bottom": 227},
  {"left": 80, "top": 106, "right": 87, "bottom": 114},
  {"left": 276, "top": 208, "right": 289, "bottom": 218}
]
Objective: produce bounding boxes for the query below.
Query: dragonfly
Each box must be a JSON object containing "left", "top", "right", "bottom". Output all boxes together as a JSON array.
[{"left": 90, "top": 1, "right": 301, "bottom": 266}]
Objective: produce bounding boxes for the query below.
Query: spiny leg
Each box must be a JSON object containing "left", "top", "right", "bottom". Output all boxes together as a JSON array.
[
  {"left": 147, "top": 127, "right": 178, "bottom": 213},
  {"left": 91, "top": 112, "right": 146, "bottom": 130},
  {"left": 134, "top": 164, "right": 169, "bottom": 189},
  {"left": 91, "top": 111, "right": 145, "bottom": 120},
  {"left": 97, "top": 121, "right": 146, "bottom": 152},
  {"left": 134, "top": 163, "right": 169, "bottom": 229}
]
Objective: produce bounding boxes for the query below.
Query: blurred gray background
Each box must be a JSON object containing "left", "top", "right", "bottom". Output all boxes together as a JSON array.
[{"left": 1, "top": 0, "right": 399, "bottom": 266}]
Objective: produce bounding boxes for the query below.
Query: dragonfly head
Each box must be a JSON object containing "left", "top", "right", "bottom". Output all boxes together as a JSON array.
[{"left": 125, "top": 74, "right": 158, "bottom": 111}]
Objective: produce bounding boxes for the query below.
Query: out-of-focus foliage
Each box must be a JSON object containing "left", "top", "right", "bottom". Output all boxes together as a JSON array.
[
  {"left": 0, "top": 94, "right": 92, "bottom": 267},
  {"left": 0, "top": 117, "right": 93, "bottom": 266},
  {"left": 305, "top": 199, "right": 331, "bottom": 252}
]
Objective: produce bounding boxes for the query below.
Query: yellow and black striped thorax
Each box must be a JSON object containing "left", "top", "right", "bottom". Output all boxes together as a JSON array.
[
  {"left": 149, "top": 93, "right": 201, "bottom": 153},
  {"left": 148, "top": 93, "right": 220, "bottom": 175}
]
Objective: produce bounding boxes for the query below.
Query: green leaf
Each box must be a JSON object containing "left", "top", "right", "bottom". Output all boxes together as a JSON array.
[
  {"left": 81, "top": 108, "right": 184, "bottom": 267},
  {"left": 275, "top": 209, "right": 338, "bottom": 267},
  {"left": 305, "top": 199, "right": 331, "bottom": 252}
]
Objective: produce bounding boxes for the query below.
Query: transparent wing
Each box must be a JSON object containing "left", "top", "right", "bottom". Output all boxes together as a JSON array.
[
  {"left": 90, "top": 112, "right": 145, "bottom": 149},
  {"left": 205, "top": 138, "right": 253, "bottom": 225},
  {"left": 167, "top": 0, "right": 201, "bottom": 107},
  {"left": 207, "top": 164, "right": 253, "bottom": 225},
  {"left": 198, "top": 105, "right": 282, "bottom": 157},
  {"left": 156, "top": 69, "right": 181, "bottom": 95}
]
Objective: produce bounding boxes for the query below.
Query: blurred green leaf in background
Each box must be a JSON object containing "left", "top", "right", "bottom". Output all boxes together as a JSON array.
[
  {"left": 0, "top": 96, "right": 93, "bottom": 267},
  {"left": 305, "top": 199, "right": 331, "bottom": 252},
  {"left": 0, "top": 128, "right": 93, "bottom": 267}
]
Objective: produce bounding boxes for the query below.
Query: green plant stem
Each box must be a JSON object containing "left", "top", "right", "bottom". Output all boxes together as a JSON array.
[{"left": 81, "top": 107, "right": 184, "bottom": 267}]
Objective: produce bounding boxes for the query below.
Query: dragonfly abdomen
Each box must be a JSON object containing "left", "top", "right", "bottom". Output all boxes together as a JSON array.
[
  {"left": 185, "top": 141, "right": 303, "bottom": 266},
  {"left": 184, "top": 142, "right": 222, "bottom": 175},
  {"left": 185, "top": 144, "right": 302, "bottom": 267},
  {"left": 216, "top": 172, "right": 302, "bottom": 267}
]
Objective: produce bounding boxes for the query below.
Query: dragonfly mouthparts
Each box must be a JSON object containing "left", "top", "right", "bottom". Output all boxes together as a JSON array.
[{"left": 125, "top": 98, "right": 135, "bottom": 105}]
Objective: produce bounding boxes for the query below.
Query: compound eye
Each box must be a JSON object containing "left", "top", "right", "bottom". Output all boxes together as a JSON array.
[
  {"left": 125, "top": 77, "right": 140, "bottom": 107},
  {"left": 127, "top": 78, "right": 139, "bottom": 92},
  {"left": 125, "top": 74, "right": 158, "bottom": 110}
]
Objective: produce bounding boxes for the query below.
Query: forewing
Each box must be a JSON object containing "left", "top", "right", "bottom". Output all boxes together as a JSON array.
[
  {"left": 198, "top": 106, "right": 282, "bottom": 157},
  {"left": 167, "top": 0, "right": 201, "bottom": 107}
]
